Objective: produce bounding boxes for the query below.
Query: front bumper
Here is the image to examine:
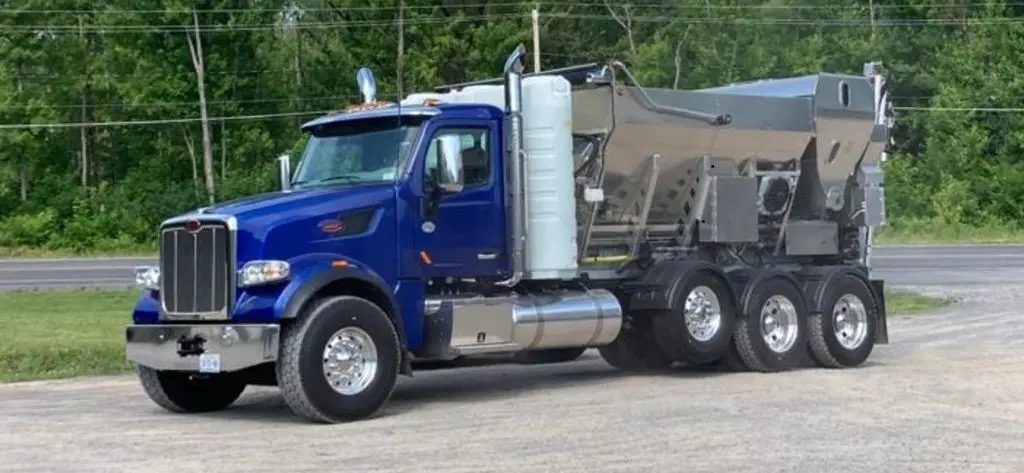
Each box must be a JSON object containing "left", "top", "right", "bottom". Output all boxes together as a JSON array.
[{"left": 125, "top": 324, "right": 280, "bottom": 373}]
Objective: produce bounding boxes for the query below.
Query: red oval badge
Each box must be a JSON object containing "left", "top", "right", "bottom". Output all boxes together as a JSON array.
[
  {"left": 184, "top": 219, "right": 202, "bottom": 233},
  {"left": 318, "top": 219, "right": 345, "bottom": 234}
]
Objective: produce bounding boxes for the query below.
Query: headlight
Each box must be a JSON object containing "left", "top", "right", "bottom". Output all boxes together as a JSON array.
[
  {"left": 134, "top": 266, "right": 160, "bottom": 291},
  {"left": 238, "top": 260, "right": 291, "bottom": 287}
]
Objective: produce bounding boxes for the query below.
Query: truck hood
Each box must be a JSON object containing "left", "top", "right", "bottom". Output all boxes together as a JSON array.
[{"left": 192, "top": 183, "right": 394, "bottom": 227}]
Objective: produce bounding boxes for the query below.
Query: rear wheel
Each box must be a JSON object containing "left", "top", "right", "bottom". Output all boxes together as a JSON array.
[
  {"left": 652, "top": 270, "right": 738, "bottom": 365},
  {"left": 137, "top": 366, "right": 246, "bottom": 413},
  {"left": 808, "top": 273, "right": 878, "bottom": 368},
  {"left": 276, "top": 295, "right": 401, "bottom": 423},
  {"left": 733, "top": 275, "right": 808, "bottom": 373}
]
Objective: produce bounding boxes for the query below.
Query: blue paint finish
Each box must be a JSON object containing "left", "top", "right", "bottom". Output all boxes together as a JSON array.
[
  {"left": 393, "top": 279, "right": 427, "bottom": 350},
  {"left": 399, "top": 108, "right": 509, "bottom": 279},
  {"left": 131, "top": 290, "right": 161, "bottom": 324},
  {"left": 131, "top": 103, "right": 508, "bottom": 353}
]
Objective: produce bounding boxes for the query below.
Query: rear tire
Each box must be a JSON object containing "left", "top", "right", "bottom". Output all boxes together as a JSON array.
[
  {"left": 652, "top": 270, "right": 738, "bottom": 365},
  {"left": 808, "top": 273, "right": 878, "bottom": 368},
  {"left": 137, "top": 366, "right": 246, "bottom": 413},
  {"left": 276, "top": 295, "right": 401, "bottom": 423},
  {"left": 733, "top": 275, "right": 808, "bottom": 373},
  {"left": 598, "top": 313, "right": 673, "bottom": 372}
]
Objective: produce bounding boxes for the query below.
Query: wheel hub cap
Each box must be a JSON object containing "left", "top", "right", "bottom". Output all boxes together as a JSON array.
[
  {"left": 322, "top": 326, "right": 379, "bottom": 395},
  {"left": 833, "top": 294, "right": 868, "bottom": 350},
  {"left": 683, "top": 285, "right": 723, "bottom": 342},
  {"left": 760, "top": 295, "right": 799, "bottom": 354}
]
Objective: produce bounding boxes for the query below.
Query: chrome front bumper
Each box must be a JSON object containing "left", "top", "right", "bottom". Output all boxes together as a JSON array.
[{"left": 125, "top": 324, "right": 280, "bottom": 373}]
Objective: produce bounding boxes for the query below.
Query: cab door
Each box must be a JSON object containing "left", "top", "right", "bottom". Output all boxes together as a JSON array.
[{"left": 406, "top": 119, "right": 507, "bottom": 279}]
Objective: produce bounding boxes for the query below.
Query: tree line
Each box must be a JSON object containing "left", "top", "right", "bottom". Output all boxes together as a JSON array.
[{"left": 1, "top": 0, "right": 1021, "bottom": 253}]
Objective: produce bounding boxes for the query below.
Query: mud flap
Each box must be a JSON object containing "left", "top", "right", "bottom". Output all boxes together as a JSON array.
[{"left": 870, "top": 279, "right": 889, "bottom": 344}]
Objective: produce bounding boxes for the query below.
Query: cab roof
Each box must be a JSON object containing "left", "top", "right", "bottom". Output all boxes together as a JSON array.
[{"left": 299, "top": 102, "right": 503, "bottom": 131}]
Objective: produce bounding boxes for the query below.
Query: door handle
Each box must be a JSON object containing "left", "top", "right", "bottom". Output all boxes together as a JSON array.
[{"left": 477, "top": 251, "right": 498, "bottom": 260}]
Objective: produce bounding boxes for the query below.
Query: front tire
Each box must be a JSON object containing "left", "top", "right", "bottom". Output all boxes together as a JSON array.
[
  {"left": 276, "top": 295, "right": 401, "bottom": 424},
  {"left": 808, "top": 273, "right": 878, "bottom": 368},
  {"left": 137, "top": 366, "right": 246, "bottom": 413},
  {"left": 733, "top": 275, "right": 809, "bottom": 373}
]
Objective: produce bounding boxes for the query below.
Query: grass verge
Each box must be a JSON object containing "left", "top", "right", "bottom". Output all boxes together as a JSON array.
[
  {"left": 0, "top": 245, "right": 157, "bottom": 259},
  {"left": 873, "top": 219, "right": 1024, "bottom": 245},
  {"left": 0, "top": 286, "right": 954, "bottom": 384},
  {"left": 0, "top": 288, "right": 140, "bottom": 383},
  {"left": 885, "top": 289, "right": 953, "bottom": 315}
]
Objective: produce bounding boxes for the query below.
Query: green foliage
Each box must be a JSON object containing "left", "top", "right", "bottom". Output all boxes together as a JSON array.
[{"left": 1, "top": 0, "right": 1024, "bottom": 253}]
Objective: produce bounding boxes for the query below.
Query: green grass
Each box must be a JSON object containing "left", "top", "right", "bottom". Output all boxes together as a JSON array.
[
  {"left": 0, "top": 288, "right": 141, "bottom": 383},
  {"left": 885, "top": 289, "right": 953, "bottom": 315},
  {"left": 0, "top": 245, "right": 157, "bottom": 259},
  {"left": 873, "top": 220, "right": 1024, "bottom": 245},
  {"left": 0, "top": 286, "right": 954, "bottom": 383}
]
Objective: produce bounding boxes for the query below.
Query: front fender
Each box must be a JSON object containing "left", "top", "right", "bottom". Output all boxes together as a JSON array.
[{"left": 272, "top": 253, "right": 406, "bottom": 347}]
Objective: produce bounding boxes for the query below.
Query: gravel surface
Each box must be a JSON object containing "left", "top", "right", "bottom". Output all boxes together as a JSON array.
[{"left": 2, "top": 283, "right": 1022, "bottom": 473}]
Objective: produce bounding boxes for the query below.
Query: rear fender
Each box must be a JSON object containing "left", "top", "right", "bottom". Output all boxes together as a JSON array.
[
  {"left": 735, "top": 268, "right": 807, "bottom": 314},
  {"left": 627, "top": 259, "right": 738, "bottom": 313},
  {"left": 796, "top": 265, "right": 887, "bottom": 344}
]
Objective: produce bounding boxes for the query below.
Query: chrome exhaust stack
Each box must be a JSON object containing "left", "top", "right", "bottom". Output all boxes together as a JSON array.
[{"left": 496, "top": 44, "right": 528, "bottom": 287}]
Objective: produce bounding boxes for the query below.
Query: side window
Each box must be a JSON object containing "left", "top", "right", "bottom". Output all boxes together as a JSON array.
[{"left": 423, "top": 127, "right": 491, "bottom": 189}]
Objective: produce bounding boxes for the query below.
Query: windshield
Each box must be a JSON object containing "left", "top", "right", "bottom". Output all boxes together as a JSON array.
[{"left": 292, "top": 116, "right": 424, "bottom": 188}]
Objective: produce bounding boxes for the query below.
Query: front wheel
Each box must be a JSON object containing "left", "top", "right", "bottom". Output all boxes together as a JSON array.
[
  {"left": 276, "top": 295, "right": 401, "bottom": 424},
  {"left": 137, "top": 366, "right": 246, "bottom": 413}
]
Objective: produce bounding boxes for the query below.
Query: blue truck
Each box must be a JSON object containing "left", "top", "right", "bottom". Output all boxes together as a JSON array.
[{"left": 126, "top": 45, "right": 893, "bottom": 423}]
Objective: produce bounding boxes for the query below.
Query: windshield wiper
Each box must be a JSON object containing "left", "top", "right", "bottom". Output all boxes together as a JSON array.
[{"left": 293, "top": 174, "right": 362, "bottom": 187}]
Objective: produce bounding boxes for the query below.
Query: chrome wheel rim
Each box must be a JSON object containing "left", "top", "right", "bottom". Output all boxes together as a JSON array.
[
  {"left": 322, "top": 326, "right": 378, "bottom": 395},
  {"left": 760, "top": 295, "right": 799, "bottom": 354},
  {"left": 683, "top": 285, "right": 722, "bottom": 342},
  {"left": 833, "top": 294, "right": 869, "bottom": 350}
]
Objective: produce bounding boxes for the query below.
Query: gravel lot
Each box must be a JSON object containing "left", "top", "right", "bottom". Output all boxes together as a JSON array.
[{"left": 2, "top": 282, "right": 1021, "bottom": 473}]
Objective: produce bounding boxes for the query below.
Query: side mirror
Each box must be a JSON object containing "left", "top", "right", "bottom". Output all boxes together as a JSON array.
[
  {"left": 434, "top": 134, "right": 464, "bottom": 193},
  {"left": 277, "top": 154, "right": 292, "bottom": 191}
]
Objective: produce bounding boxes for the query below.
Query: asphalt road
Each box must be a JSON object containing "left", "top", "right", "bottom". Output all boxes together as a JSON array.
[{"left": 2, "top": 244, "right": 1023, "bottom": 289}]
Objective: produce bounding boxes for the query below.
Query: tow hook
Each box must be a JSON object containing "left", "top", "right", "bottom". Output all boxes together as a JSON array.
[{"left": 176, "top": 334, "right": 207, "bottom": 357}]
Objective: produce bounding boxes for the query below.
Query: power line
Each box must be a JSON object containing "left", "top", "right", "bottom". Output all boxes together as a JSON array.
[
  {"left": 7, "top": 104, "right": 1024, "bottom": 132},
  {"left": 1, "top": 1, "right": 1021, "bottom": 15},
  {"left": 0, "top": 95, "right": 362, "bottom": 112},
  {"left": 895, "top": 106, "right": 1024, "bottom": 113},
  {"left": 6, "top": 9, "right": 1024, "bottom": 34},
  {"left": 0, "top": 110, "right": 333, "bottom": 130}
]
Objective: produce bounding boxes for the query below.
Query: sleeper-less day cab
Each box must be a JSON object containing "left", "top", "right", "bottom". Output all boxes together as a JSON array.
[{"left": 126, "top": 45, "right": 893, "bottom": 423}]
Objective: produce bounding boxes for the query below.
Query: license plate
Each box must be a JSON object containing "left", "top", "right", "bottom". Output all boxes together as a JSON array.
[{"left": 199, "top": 353, "right": 221, "bottom": 373}]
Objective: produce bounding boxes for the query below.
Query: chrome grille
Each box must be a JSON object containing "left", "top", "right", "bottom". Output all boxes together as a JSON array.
[{"left": 159, "top": 219, "right": 232, "bottom": 318}]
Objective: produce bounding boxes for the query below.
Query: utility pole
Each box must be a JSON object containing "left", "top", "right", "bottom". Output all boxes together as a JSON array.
[
  {"left": 531, "top": 7, "right": 540, "bottom": 73},
  {"left": 397, "top": 0, "right": 405, "bottom": 102}
]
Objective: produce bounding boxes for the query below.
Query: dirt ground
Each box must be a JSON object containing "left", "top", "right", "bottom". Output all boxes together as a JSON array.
[{"left": 1, "top": 282, "right": 1021, "bottom": 473}]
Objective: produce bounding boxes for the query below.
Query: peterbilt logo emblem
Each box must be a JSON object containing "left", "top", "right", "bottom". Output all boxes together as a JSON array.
[
  {"left": 184, "top": 219, "right": 203, "bottom": 233},
  {"left": 318, "top": 219, "right": 345, "bottom": 234}
]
